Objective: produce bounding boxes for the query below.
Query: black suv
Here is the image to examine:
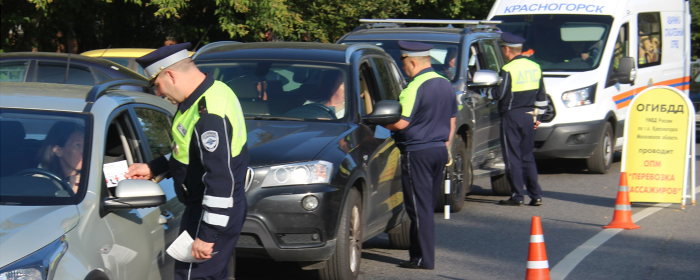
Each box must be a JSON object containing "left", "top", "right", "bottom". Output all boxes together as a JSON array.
[
  {"left": 338, "top": 19, "right": 515, "bottom": 210},
  {"left": 192, "top": 42, "right": 410, "bottom": 280}
]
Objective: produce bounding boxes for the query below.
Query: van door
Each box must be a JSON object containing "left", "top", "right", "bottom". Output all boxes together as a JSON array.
[{"left": 606, "top": 22, "right": 632, "bottom": 141}]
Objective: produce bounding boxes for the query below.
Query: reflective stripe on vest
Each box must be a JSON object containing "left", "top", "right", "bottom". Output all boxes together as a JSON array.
[
  {"left": 400, "top": 71, "right": 448, "bottom": 118},
  {"left": 502, "top": 58, "right": 542, "bottom": 92},
  {"left": 172, "top": 81, "right": 247, "bottom": 164}
]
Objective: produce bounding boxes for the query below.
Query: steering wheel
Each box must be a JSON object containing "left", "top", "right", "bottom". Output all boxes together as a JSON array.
[
  {"left": 14, "top": 168, "right": 73, "bottom": 194},
  {"left": 284, "top": 103, "right": 337, "bottom": 120}
]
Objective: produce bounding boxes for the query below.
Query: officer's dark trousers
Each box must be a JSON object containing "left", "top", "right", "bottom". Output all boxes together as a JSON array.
[
  {"left": 400, "top": 146, "right": 447, "bottom": 269},
  {"left": 174, "top": 199, "right": 247, "bottom": 280},
  {"left": 500, "top": 109, "right": 542, "bottom": 202}
]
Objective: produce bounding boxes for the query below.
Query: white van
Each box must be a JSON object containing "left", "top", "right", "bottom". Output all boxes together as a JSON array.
[{"left": 488, "top": 0, "right": 692, "bottom": 173}]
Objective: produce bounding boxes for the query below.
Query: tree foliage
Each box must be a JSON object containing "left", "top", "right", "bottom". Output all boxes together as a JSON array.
[{"left": 1, "top": 0, "right": 697, "bottom": 62}]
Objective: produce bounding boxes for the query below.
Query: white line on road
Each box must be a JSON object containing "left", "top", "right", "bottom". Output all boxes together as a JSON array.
[{"left": 549, "top": 188, "right": 699, "bottom": 280}]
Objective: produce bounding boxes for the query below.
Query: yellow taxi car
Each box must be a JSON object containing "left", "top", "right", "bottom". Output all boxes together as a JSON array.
[{"left": 81, "top": 48, "right": 194, "bottom": 77}]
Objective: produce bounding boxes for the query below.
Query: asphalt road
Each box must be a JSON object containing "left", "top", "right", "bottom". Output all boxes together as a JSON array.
[{"left": 235, "top": 144, "right": 700, "bottom": 280}]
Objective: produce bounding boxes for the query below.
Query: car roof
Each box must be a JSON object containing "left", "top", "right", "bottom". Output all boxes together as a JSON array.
[
  {"left": 339, "top": 26, "right": 500, "bottom": 43},
  {"left": 0, "top": 52, "right": 148, "bottom": 81},
  {"left": 0, "top": 82, "right": 162, "bottom": 112},
  {"left": 81, "top": 48, "right": 195, "bottom": 58},
  {"left": 193, "top": 42, "right": 357, "bottom": 64}
]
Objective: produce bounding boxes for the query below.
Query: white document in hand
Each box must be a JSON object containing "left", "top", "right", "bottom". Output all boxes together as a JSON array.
[
  {"left": 103, "top": 160, "right": 129, "bottom": 187},
  {"left": 166, "top": 231, "right": 209, "bottom": 263}
]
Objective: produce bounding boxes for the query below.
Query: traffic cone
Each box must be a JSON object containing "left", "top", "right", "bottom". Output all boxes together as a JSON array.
[
  {"left": 526, "top": 216, "right": 550, "bottom": 280},
  {"left": 603, "top": 172, "right": 641, "bottom": 230}
]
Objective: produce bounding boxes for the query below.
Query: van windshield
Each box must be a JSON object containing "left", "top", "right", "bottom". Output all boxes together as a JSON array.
[{"left": 492, "top": 14, "right": 614, "bottom": 72}]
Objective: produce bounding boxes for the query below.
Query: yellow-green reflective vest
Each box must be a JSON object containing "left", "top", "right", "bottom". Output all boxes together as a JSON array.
[
  {"left": 400, "top": 71, "right": 449, "bottom": 118},
  {"left": 502, "top": 58, "right": 542, "bottom": 92},
  {"left": 171, "top": 81, "right": 246, "bottom": 164}
]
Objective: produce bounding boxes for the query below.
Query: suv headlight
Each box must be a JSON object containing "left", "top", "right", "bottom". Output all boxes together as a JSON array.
[
  {"left": 261, "top": 160, "right": 333, "bottom": 187},
  {"left": 0, "top": 236, "right": 68, "bottom": 280},
  {"left": 561, "top": 84, "right": 597, "bottom": 108}
]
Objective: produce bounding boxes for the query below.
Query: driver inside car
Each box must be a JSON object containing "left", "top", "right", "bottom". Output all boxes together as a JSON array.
[
  {"left": 302, "top": 70, "right": 346, "bottom": 119},
  {"left": 36, "top": 121, "right": 85, "bottom": 194}
]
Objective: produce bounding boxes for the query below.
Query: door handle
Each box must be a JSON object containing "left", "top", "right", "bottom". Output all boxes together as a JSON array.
[{"left": 159, "top": 210, "right": 173, "bottom": 224}]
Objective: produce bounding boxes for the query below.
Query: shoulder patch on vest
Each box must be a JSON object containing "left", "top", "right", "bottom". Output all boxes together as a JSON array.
[{"left": 201, "top": 130, "right": 219, "bottom": 152}]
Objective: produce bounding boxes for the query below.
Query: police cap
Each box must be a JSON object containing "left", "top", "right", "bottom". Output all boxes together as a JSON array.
[
  {"left": 398, "top": 41, "right": 433, "bottom": 58},
  {"left": 136, "top": 42, "right": 192, "bottom": 83},
  {"left": 500, "top": 32, "right": 525, "bottom": 47}
]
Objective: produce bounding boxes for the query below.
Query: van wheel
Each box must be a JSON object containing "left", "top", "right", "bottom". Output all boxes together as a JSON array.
[
  {"left": 388, "top": 219, "right": 411, "bottom": 250},
  {"left": 586, "top": 122, "right": 614, "bottom": 174},
  {"left": 319, "top": 188, "right": 362, "bottom": 280},
  {"left": 490, "top": 174, "right": 512, "bottom": 196},
  {"left": 436, "top": 133, "right": 470, "bottom": 213}
]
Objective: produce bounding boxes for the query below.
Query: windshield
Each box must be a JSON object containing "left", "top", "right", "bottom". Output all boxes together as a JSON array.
[
  {"left": 197, "top": 61, "right": 349, "bottom": 121},
  {"left": 492, "top": 15, "right": 614, "bottom": 71},
  {"left": 341, "top": 41, "right": 459, "bottom": 82},
  {"left": 0, "top": 109, "right": 90, "bottom": 205}
]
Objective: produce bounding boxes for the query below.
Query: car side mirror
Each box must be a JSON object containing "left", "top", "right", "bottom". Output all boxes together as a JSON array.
[
  {"left": 364, "top": 100, "right": 402, "bottom": 125},
  {"left": 103, "top": 179, "right": 166, "bottom": 214},
  {"left": 616, "top": 56, "right": 636, "bottom": 84},
  {"left": 468, "top": 70, "right": 501, "bottom": 88}
]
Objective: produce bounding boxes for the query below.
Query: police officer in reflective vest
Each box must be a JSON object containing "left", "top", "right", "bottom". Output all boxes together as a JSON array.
[
  {"left": 493, "top": 33, "right": 547, "bottom": 207},
  {"left": 126, "top": 42, "right": 249, "bottom": 279},
  {"left": 384, "top": 41, "right": 457, "bottom": 270}
]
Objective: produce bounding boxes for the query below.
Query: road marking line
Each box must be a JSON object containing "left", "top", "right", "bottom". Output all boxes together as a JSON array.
[{"left": 550, "top": 188, "right": 699, "bottom": 280}]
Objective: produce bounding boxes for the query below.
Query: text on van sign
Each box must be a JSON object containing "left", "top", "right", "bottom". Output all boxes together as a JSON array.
[{"left": 502, "top": 3, "right": 604, "bottom": 14}]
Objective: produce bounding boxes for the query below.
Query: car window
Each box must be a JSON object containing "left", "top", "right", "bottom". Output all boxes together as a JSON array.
[
  {"left": 197, "top": 61, "right": 349, "bottom": 121},
  {"left": 481, "top": 40, "right": 502, "bottom": 72},
  {"left": 0, "top": 61, "right": 29, "bottom": 82},
  {"left": 341, "top": 40, "right": 460, "bottom": 82},
  {"left": 134, "top": 108, "right": 173, "bottom": 160},
  {"left": 467, "top": 43, "right": 485, "bottom": 81},
  {"left": 371, "top": 57, "right": 399, "bottom": 101},
  {"left": 36, "top": 61, "right": 96, "bottom": 86},
  {"left": 0, "top": 109, "right": 90, "bottom": 205},
  {"left": 637, "top": 12, "right": 662, "bottom": 68}
]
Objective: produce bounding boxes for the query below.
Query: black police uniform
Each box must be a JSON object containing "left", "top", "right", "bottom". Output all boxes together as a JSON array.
[
  {"left": 137, "top": 43, "right": 249, "bottom": 279},
  {"left": 393, "top": 41, "right": 457, "bottom": 269},
  {"left": 492, "top": 33, "right": 547, "bottom": 205}
]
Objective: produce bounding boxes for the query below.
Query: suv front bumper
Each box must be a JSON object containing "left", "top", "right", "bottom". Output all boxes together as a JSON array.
[
  {"left": 235, "top": 185, "right": 343, "bottom": 262},
  {"left": 533, "top": 120, "right": 606, "bottom": 159}
]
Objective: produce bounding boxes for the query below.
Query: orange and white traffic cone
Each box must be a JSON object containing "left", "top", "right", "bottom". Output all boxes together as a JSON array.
[
  {"left": 526, "top": 216, "right": 550, "bottom": 280},
  {"left": 603, "top": 172, "right": 641, "bottom": 230}
]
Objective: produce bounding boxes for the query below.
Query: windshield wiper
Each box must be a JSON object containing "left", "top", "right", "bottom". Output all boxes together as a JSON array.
[{"left": 244, "top": 115, "right": 305, "bottom": 121}]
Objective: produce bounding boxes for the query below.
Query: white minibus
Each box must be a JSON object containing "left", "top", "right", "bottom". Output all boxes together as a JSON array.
[{"left": 488, "top": 0, "right": 692, "bottom": 173}]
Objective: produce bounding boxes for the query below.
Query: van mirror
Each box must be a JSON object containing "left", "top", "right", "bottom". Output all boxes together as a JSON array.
[
  {"left": 103, "top": 179, "right": 166, "bottom": 214},
  {"left": 469, "top": 70, "right": 500, "bottom": 88},
  {"left": 617, "top": 57, "right": 636, "bottom": 84},
  {"left": 363, "top": 100, "right": 402, "bottom": 125}
]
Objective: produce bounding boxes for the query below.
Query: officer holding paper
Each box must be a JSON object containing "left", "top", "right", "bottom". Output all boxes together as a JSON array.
[{"left": 125, "top": 42, "right": 248, "bottom": 279}]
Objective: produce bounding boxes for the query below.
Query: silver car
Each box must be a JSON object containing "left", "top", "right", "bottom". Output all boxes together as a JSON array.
[{"left": 0, "top": 81, "right": 183, "bottom": 279}]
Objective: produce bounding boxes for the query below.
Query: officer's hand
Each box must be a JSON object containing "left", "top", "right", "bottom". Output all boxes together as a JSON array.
[
  {"left": 192, "top": 238, "right": 214, "bottom": 260},
  {"left": 125, "top": 163, "right": 153, "bottom": 180},
  {"left": 534, "top": 121, "right": 541, "bottom": 130}
]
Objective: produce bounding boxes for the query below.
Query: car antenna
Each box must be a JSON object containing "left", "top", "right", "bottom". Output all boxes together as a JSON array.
[
  {"left": 99, "top": 45, "right": 111, "bottom": 58},
  {"left": 193, "top": 25, "right": 213, "bottom": 51},
  {"left": 64, "top": 53, "right": 71, "bottom": 84}
]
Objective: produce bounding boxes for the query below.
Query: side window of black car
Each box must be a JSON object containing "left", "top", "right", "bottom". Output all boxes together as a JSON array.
[
  {"left": 36, "top": 61, "right": 96, "bottom": 86},
  {"left": 371, "top": 57, "right": 398, "bottom": 101}
]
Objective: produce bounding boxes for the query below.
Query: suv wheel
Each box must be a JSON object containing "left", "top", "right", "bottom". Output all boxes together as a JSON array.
[
  {"left": 388, "top": 219, "right": 411, "bottom": 250},
  {"left": 436, "top": 133, "right": 470, "bottom": 213},
  {"left": 490, "top": 174, "right": 512, "bottom": 196},
  {"left": 319, "top": 188, "right": 362, "bottom": 280},
  {"left": 586, "top": 122, "right": 614, "bottom": 174}
]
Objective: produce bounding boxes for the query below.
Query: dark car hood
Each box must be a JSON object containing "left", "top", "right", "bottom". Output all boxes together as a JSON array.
[{"left": 245, "top": 121, "right": 350, "bottom": 166}]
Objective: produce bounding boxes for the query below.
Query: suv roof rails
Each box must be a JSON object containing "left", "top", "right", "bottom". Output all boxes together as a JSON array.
[
  {"left": 357, "top": 19, "right": 502, "bottom": 34},
  {"left": 345, "top": 44, "right": 385, "bottom": 63},
  {"left": 85, "top": 79, "right": 153, "bottom": 103},
  {"left": 352, "top": 22, "right": 406, "bottom": 32},
  {"left": 192, "top": 41, "right": 241, "bottom": 59}
]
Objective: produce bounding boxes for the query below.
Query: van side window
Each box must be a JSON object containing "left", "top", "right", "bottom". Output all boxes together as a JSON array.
[
  {"left": 606, "top": 23, "right": 629, "bottom": 88},
  {"left": 638, "top": 12, "right": 661, "bottom": 67}
]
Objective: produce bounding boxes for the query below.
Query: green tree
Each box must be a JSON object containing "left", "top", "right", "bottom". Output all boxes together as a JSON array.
[{"left": 691, "top": 0, "right": 699, "bottom": 60}]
